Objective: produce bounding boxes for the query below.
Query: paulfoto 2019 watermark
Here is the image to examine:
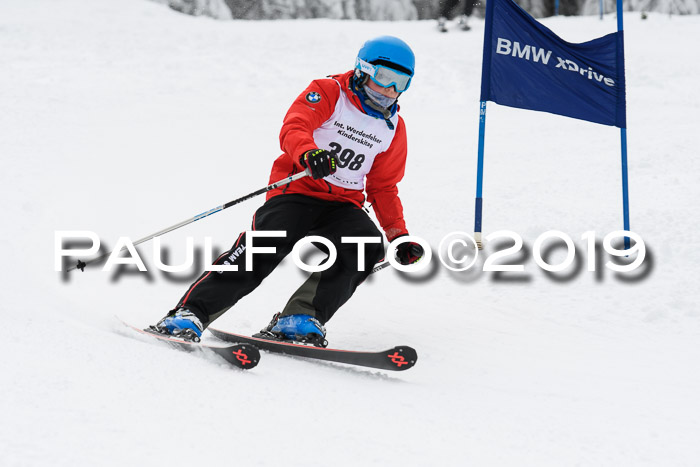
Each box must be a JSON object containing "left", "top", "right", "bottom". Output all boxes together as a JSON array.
[{"left": 55, "top": 229, "right": 647, "bottom": 275}]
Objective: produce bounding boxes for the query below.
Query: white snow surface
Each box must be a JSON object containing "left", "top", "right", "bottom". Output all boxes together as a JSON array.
[{"left": 2, "top": 1, "right": 699, "bottom": 466}]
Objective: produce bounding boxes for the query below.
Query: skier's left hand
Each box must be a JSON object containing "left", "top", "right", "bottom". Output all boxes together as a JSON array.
[{"left": 395, "top": 239, "right": 424, "bottom": 265}]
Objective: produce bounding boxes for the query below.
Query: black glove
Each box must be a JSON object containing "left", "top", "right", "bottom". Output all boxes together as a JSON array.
[
  {"left": 395, "top": 238, "right": 424, "bottom": 265},
  {"left": 300, "top": 149, "right": 337, "bottom": 180}
]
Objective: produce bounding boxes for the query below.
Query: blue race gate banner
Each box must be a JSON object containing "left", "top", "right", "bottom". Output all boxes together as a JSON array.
[{"left": 480, "top": 0, "right": 627, "bottom": 128}]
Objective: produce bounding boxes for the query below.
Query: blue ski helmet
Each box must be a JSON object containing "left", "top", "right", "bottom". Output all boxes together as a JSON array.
[{"left": 354, "top": 36, "right": 415, "bottom": 90}]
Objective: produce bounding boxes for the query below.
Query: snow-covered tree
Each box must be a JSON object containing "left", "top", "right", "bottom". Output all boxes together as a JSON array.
[
  {"left": 581, "top": 0, "right": 699, "bottom": 15},
  {"left": 222, "top": 0, "right": 417, "bottom": 19},
  {"left": 153, "top": 0, "right": 233, "bottom": 19},
  {"left": 150, "top": 0, "right": 700, "bottom": 19}
]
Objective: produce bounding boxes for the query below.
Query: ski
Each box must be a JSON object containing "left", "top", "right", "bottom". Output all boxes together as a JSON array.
[
  {"left": 120, "top": 320, "right": 260, "bottom": 370},
  {"left": 208, "top": 327, "right": 417, "bottom": 372}
]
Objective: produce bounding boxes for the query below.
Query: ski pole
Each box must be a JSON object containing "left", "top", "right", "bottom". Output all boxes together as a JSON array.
[
  {"left": 370, "top": 260, "right": 390, "bottom": 274},
  {"left": 69, "top": 170, "right": 310, "bottom": 272}
]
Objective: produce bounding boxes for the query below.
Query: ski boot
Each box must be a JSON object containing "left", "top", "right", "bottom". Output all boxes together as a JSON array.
[
  {"left": 457, "top": 14, "right": 471, "bottom": 31},
  {"left": 437, "top": 16, "right": 448, "bottom": 33},
  {"left": 152, "top": 308, "right": 204, "bottom": 342},
  {"left": 254, "top": 313, "right": 328, "bottom": 348}
]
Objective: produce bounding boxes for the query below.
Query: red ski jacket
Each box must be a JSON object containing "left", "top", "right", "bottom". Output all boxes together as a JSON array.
[{"left": 266, "top": 70, "right": 409, "bottom": 241}]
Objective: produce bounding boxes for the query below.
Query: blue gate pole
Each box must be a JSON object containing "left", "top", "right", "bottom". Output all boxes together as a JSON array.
[
  {"left": 620, "top": 128, "right": 630, "bottom": 249},
  {"left": 617, "top": 0, "right": 631, "bottom": 249},
  {"left": 474, "top": 101, "right": 487, "bottom": 249}
]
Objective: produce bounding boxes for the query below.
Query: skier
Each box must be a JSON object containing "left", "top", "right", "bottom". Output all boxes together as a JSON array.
[
  {"left": 438, "top": 0, "right": 476, "bottom": 32},
  {"left": 152, "top": 36, "right": 424, "bottom": 347}
]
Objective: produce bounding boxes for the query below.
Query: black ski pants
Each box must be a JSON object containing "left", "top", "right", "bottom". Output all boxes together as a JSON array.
[
  {"left": 173, "top": 194, "right": 385, "bottom": 328},
  {"left": 439, "top": 0, "right": 475, "bottom": 18}
]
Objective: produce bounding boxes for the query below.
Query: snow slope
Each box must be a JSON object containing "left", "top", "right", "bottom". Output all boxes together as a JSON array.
[{"left": 2, "top": 0, "right": 699, "bottom": 466}]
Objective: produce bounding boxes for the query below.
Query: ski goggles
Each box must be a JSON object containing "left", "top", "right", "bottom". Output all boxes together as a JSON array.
[{"left": 356, "top": 58, "right": 412, "bottom": 92}]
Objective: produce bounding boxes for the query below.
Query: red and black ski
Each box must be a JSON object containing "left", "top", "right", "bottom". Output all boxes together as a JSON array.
[
  {"left": 120, "top": 320, "right": 260, "bottom": 370},
  {"left": 208, "top": 327, "right": 417, "bottom": 372}
]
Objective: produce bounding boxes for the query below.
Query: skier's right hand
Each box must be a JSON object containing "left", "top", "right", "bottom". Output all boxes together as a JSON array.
[
  {"left": 300, "top": 149, "right": 337, "bottom": 180},
  {"left": 395, "top": 237, "right": 424, "bottom": 265}
]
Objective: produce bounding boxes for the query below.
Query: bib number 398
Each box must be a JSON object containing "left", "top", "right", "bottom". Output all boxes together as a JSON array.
[{"left": 329, "top": 142, "right": 365, "bottom": 171}]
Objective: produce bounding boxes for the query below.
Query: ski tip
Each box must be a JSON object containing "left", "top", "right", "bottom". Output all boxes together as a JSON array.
[
  {"left": 223, "top": 344, "right": 261, "bottom": 370},
  {"left": 385, "top": 346, "right": 418, "bottom": 371}
]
